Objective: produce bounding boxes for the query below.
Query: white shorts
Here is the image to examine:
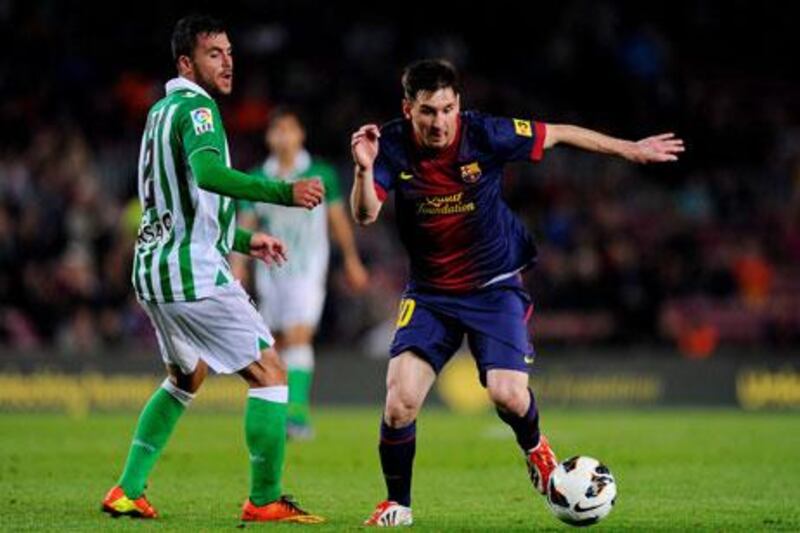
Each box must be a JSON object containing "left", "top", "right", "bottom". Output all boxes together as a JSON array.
[
  {"left": 140, "top": 282, "right": 275, "bottom": 375},
  {"left": 257, "top": 275, "right": 326, "bottom": 332}
]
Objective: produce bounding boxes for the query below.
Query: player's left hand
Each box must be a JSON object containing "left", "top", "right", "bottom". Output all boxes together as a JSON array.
[
  {"left": 248, "top": 232, "right": 288, "bottom": 267},
  {"left": 627, "top": 133, "right": 685, "bottom": 164}
]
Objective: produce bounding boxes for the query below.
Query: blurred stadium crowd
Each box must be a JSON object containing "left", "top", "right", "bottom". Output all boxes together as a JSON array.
[{"left": 1, "top": 1, "right": 798, "bottom": 354}]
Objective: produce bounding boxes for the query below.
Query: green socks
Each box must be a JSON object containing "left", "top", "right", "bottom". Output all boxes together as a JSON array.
[
  {"left": 283, "top": 345, "right": 314, "bottom": 427},
  {"left": 288, "top": 369, "right": 313, "bottom": 426},
  {"left": 119, "top": 379, "right": 193, "bottom": 497},
  {"left": 245, "top": 386, "right": 288, "bottom": 505},
  {"left": 117, "top": 379, "right": 289, "bottom": 506}
]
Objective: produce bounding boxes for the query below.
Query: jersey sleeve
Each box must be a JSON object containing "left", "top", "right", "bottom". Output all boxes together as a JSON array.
[
  {"left": 484, "top": 115, "right": 547, "bottom": 164},
  {"left": 318, "top": 164, "right": 343, "bottom": 203},
  {"left": 237, "top": 168, "right": 263, "bottom": 214},
  {"left": 372, "top": 148, "right": 394, "bottom": 202},
  {"left": 176, "top": 98, "right": 227, "bottom": 160}
]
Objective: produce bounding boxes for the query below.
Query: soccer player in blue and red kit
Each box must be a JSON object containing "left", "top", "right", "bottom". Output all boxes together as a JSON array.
[{"left": 351, "top": 59, "right": 684, "bottom": 526}]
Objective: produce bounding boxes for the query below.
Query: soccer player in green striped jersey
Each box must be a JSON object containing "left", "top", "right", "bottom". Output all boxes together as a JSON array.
[
  {"left": 234, "top": 108, "right": 369, "bottom": 440},
  {"left": 101, "top": 14, "right": 324, "bottom": 524}
]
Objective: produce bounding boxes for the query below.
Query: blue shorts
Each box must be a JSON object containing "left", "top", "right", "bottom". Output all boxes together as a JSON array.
[{"left": 389, "top": 277, "right": 535, "bottom": 384}]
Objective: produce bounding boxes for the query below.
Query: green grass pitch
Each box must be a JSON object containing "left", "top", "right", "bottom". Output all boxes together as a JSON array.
[{"left": 1, "top": 408, "right": 798, "bottom": 531}]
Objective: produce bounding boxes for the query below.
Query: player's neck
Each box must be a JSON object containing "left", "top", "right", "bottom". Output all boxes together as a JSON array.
[
  {"left": 276, "top": 151, "right": 300, "bottom": 176},
  {"left": 178, "top": 73, "right": 218, "bottom": 98},
  {"left": 410, "top": 117, "right": 461, "bottom": 160}
]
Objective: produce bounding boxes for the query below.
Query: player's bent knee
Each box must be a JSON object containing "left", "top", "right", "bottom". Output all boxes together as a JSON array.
[
  {"left": 167, "top": 361, "right": 207, "bottom": 394},
  {"left": 488, "top": 383, "right": 529, "bottom": 415},
  {"left": 384, "top": 393, "right": 421, "bottom": 428},
  {"left": 282, "top": 325, "right": 314, "bottom": 346},
  {"left": 384, "top": 406, "right": 417, "bottom": 428}
]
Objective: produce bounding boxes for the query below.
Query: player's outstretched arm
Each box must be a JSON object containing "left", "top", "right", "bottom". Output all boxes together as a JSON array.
[
  {"left": 189, "top": 150, "right": 324, "bottom": 209},
  {"left": 350, "top": 124, "right": 383, "bottom": 225},
  {"left": 543, "top": 124, "right": 685, "bottom": 164}
]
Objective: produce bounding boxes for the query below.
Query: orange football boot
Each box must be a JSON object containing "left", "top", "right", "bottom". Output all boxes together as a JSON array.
[
  {"left": 241, "top": 495, "right": 324, "bottom": 523},
  {"left": 101, "top": 485, "right": 158, "bottom": 519},
  {"left": 527, "top": 435, "right": 558, "bottom": 495}
]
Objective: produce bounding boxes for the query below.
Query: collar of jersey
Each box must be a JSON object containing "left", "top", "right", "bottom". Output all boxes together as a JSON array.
[
  {"left": 165, "top": 76, "right": 213, "bottom": 99},
  {"left": 263, "top": 149, "right": 311, "bottom": 181}
]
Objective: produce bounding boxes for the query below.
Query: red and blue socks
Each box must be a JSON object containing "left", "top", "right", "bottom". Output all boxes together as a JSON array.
[
  {"left": 379, "top": 419, "right": 416, "bottom": 507},
  {"left": 496, "top": 388, "right": 541, "bottom": 452}
]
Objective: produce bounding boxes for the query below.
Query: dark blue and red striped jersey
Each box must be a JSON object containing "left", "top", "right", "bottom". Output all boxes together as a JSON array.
[{"left": 373, "top": 111, "right": 546, "bottom": 293}]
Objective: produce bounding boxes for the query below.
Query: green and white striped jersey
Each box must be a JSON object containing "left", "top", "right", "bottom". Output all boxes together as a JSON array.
[
  {"left": 239, "top": 150, "right": 341, "bottom": 280},
  {"left": 132, "top": 77, "right": 236, "bottom": 302}
]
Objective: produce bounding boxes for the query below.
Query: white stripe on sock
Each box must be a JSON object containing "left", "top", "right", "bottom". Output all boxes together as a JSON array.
[
  {"left": 248, "top": 385, "right": 289, "bottom": 404},
  {"left": 161, "top": 378, "right": 195, "bottom": 407},
  {"left": 281, "top": 345, "right": 314, "bottom": 371}
]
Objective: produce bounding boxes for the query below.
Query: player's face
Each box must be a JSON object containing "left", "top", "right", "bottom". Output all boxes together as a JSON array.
[
  {"left": 183, "top": 32, "right": 233, "bottom": 96},
  {"left": 266, "top": 115, "right": 305, "bottom": 158},
  {"left": 404, "top": 88, "right": 460, "bottom": 150}
]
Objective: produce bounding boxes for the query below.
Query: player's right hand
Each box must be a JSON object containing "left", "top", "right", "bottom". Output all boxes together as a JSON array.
[
  {"left": 351, "top": 124, "right": 380, "bottom": 171},
  {"left": 292, "top": 179, "right": 324, "bottom": 210}
]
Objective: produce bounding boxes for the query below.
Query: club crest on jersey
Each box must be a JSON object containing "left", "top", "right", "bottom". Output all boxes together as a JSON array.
[
  {"left": 459, "top": 162, "right": 482, "bottom": 183},
  {"left": 190, "top": 108, "right": 214, "bottom": 135},
  {"left": 513, "top": 118, "right": 533, "bottom": 137}
]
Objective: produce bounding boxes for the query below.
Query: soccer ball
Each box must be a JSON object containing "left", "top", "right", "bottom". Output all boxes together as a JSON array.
[{"left": 546, "top": 456, "right": 617, "bottom": 527}]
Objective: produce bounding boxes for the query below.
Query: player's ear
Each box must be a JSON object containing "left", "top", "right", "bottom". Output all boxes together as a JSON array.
[
  {"left": 177, "top": 55, "right": 194, "bottom": 77},
  {"left": 402, "top": 99, "right": 412, "bottom": 120}
]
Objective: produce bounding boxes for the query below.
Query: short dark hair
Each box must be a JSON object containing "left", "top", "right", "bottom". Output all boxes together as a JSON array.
[
  {"left": 171, "top": 14, "right": 227, "bottom": 62},
  {"left": 268, "top": 106, "right": 306, "bottom": 130},
  {"left": 401, "top": 59, "right": 461, "bottom": 101}
]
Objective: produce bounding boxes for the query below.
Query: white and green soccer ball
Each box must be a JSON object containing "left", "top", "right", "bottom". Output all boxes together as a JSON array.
[{"left": 547, "top": 456, "right": 617, "bottom": 527}]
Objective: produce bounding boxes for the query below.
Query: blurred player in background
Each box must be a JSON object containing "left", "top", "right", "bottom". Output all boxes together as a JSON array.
[
  {"left": 101, "top": 14, "right": 324, "bottom": 523},
  {"left": 234, "top": 108, "right": 368, "bottom": 439},
  {"left": 351, "top": 59, "right": 684, "bottom": 526}
]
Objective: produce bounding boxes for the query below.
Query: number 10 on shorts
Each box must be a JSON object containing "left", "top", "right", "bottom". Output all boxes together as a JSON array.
[{"left": 396, "top": 298, "right": 416, "bottom": 328}]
